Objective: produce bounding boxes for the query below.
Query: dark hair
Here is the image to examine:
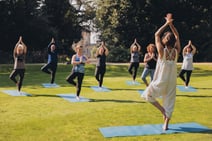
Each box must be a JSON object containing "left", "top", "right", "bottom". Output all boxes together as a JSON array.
[{"left": 162, "top": 32, "right": 176, "bottom": 47}]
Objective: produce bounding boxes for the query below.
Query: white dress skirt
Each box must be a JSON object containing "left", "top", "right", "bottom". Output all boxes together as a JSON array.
[{"left": 142, "top": 48, "right": 178, "bottom": 118}]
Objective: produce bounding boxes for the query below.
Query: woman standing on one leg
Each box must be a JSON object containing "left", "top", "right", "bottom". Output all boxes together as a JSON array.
[
  {"left": 9, "top": 36, "right": 27, "bottom": 93},
  {"left": 66, "top": 45, "right": 89, "bottom": 100},
  {"left": 179, "top": 40, "right": 196, "bottom": 88},
  {"left": 95, "top": 41, "right": 109, "bottom": 88},
  {"left": 141, "top": 44, "right": 157, "bottom": 87},
  {"left": 128, "top": 38, "right": 141, "bottom": 82},
  {"left": 41, "top": 38, "right": 58, "bottom": 84},
  {"left": 142, "top": 13, "right": 181, "bottom": 130}
]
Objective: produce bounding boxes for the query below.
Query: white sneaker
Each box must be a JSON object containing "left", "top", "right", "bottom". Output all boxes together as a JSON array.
[
  {"left": 76, "top": 96, "right": 80, "bottom": 100},
  {"left": 17, "top": 90, "right": 22, "bottom": 95}
]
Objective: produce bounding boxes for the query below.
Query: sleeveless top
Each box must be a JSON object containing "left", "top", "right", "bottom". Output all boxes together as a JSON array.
[
  {"left": 72, "top": 54, "right": 86, "bottom": 73},
  {"left": 145, "top": 53, "right": 157, "bottom": 69},
  {"left": 14, "top": 54, "right": 25, "bottom": 69},
  {"left": 181, "top": 53, "right": 193, "bottom": 70},
  {"left": 130, "top": 51, "right": 140, "bottom": 63},
  {"left": 96, "top": 50, "right": 106, "bottom": 67}
]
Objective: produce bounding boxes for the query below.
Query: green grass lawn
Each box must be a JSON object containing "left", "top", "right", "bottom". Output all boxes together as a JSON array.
[{"left": 0, "top": 63, "right": 212, "bottom": 141}]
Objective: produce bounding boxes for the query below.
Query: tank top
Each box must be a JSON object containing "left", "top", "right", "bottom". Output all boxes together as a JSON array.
[
  {"left": 72, "top": 54, "right": 86, "bottom": 73},
  {"left": 130, "top": 51, "right": 140, "bottom": 63},
  {"left": 14, "top": 54, "right": 25, "bottom": 69},
  {"left": 181, "top": 53, "right": 193, "bottom": 70},
  {"left": 145, "top": 53, "right": 157, "bottom": 69},
  {"left": 96, "top": 51, "right": 106, "bottom": 67}
]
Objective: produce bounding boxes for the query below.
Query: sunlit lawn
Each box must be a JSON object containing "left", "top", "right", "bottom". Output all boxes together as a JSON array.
[{"left": 0, "top": 63, "right": 211, "bottom": 141}]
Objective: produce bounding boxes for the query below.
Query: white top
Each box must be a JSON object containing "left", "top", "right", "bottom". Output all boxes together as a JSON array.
[
  {"left": 142, "top": 48, "right": 178, "bottom": 118},
  {"left": 181, "top": 53, "right": 193, "bottom": 70}
]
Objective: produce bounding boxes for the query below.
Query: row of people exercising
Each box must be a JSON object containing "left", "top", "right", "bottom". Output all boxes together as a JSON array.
[{"left": 9, "top": 13, "right": 196, "bottom": 131}]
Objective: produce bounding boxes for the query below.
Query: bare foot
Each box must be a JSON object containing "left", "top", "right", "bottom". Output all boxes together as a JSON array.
[{"left": 163, "top": 117, "right": 169, "bottom": 131}]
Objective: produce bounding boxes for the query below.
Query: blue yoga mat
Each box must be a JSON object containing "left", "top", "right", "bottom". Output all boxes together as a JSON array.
[
  {"left": 57, "top": 94, "right": 90, "bottom": 102},
  {"left": 126, "top": 81, "right": 141, "bottom": 86},
  {"left": 99, "top": 122, "right": 211, "bottom": 138},
  {"left": 42, "top": 83, "right": 60, "bottom": 88},
  {"left": 1, "top": 90, "right": 31, "bottom": 96},
  {"left": 138, "top": 90, "right": 144, "bottom": 95},
  {"left": 177, "top": 85, "right": 197, "bottom": 92},
  {"left": 91, "top": 86, "right": 111, "bottom": 92}
]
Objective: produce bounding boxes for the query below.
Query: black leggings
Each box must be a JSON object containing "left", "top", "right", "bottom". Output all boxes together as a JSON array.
[
  {"left": 95, "top": 66, "right": 106, "bottom": 87},
  {"left": 66, "top": 72, "right": 84, "bottom": 96},
  {"left": 41, "top": 63, "right": 57, "bottom": 84},
  {"left": 179, "top": 69, "right": 192, "bottom": 86},
  {"left": 9, "top": 69, "right": 25, "bottom": 91},
  {"left": 128, "top": 62, "right": 139, "bottom": 80}
]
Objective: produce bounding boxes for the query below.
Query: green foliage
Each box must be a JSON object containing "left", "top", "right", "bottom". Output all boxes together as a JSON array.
[
  {"left": 0, "top": 0, "right": 211, "bottom": 62},
  {"left": 0, "top": 0, "right": 84, "bottom": 53},
  {"left": 94, "top": 0, "right": 212, "bottom": 62}
]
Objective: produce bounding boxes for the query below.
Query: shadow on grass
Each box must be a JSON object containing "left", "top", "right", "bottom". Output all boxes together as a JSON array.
[
  {"left": 177, "top": 94, "right": 212, "bottom": 98},
  {"left": 29, "top": 94, "right": 60, "bottom": 98},
  {"left": 83, "top": 85, "right": 142, "bottom": 91},
  {"left": 109, "top": 88, "right": 143, "bottom": 91},
  {"left": 194, "top": 87, "right": 212, "bottom": 90},
  {"left": 89, "top": 98, "right": 145, "bottom": 103},
  {"left": 168, "top": 127, "right": 212, "bottom": 134}
]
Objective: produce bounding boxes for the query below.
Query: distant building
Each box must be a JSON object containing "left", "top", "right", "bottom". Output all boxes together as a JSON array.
[{"left": 72, "top": 30, "right": 99, "bottom": 58}]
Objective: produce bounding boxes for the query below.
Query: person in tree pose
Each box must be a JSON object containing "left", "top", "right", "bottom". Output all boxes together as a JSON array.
[
  {"left": 128, "top": 38, "right": 141, "bottom": 83},
  {"left": 178, "top": 40, "right": 196, "bottom": 88},
  {"left": 141, "top": 43, "right": 157, "bottom": 87},
  {"left": 95, "top": 41, "right": 109, "bottom": 88},
  {"left": 9, "top": 36, "right": 27, "bottom": 93},
  {"left": 142, "top": 13, "right": 181, "bottom": 130},
  {"left": 66, "top": 45, "right": 89, "bottom": 100},
  {"left": 41, "top": 38, "right": 58, "bottom": 84}
]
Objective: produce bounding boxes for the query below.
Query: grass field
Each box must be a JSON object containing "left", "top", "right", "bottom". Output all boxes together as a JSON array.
[{"left": 0, "top": 63, "right": 212, "bottom": 141}]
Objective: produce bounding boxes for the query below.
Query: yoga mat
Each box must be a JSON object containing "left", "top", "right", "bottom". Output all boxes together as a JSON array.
[
  {"left": 91, "top": 86, "right": 111, "bottom": 92},
  {"left": 99, "top": 122, "right": 211, "bottom": 138},
  {"left": 42, "top": 83, "right": 60, "bottom": 88},
  {"left": 126, "top": 81, "right": 141, "bottom": 86},
  {"left": 1, "top": 90, "right": 31, "bottom": 96},
  {"left": 138, "top": 90, "right": 144, "bottom": 95},
  {"left": 177, "top": 85, "right": 197, "bottom": 92},
  {"left": 57, "top": 94, "right": 90, "bottom": 102}
]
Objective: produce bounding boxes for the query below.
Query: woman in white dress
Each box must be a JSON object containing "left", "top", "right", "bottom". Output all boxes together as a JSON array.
[{"left": 142, "top": 13, "right": 181, "bottom": 130}]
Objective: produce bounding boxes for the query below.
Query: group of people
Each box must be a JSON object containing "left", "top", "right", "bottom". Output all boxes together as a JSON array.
[
  {"left": 128, "top": 39, "right": 157, "bottom": 87},
  {"left": 9, "top": 37, "right": 109, "bottom": 100},
  {"left": 9, "top": 13, "right": 196, "bottom": 130},
  {"left": 128, "top": 37, "right": 196, "bottom": 89},
  {"left": 127, "top": 13, "right": 196, "bottom": 130}
]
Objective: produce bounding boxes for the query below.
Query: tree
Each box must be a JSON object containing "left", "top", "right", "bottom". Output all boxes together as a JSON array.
[
  {"left": 94, "top": 0, "right": 212, "bottom": 62},
  {"left": 0, "top": 0, "right": 42, "bottom": 51}
]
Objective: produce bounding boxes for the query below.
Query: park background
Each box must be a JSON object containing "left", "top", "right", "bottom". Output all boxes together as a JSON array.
[
  {"left": 0, "top": 0, "right": 212, "bottom": 141},
  {"left": 0, "top": 0, "right": 212, "bottom": 63}
]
